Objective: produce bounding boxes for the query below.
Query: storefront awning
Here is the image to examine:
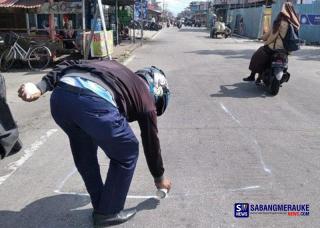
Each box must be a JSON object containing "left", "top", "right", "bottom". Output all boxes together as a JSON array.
[
  {"left": 148, "top": 9, "right": 162, "bottom": 15},
  {"left": 0, "top": 0, "right": 46, "bottom": 8},
  {"left": 102, "top": 0, "right": 135, "bottom": 6}
]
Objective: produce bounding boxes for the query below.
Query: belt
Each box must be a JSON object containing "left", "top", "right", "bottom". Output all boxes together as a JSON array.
[{"left": 56, "top": 81, "right": 99, "bottom": 97}]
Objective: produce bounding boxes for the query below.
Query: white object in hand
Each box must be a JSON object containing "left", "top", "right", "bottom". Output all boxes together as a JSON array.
[
  {"left": 156, "top": 188, "right": 168, "bottom": 199},
  {"left": 23, "top": 83, "right": 40, "bottom": 99}
]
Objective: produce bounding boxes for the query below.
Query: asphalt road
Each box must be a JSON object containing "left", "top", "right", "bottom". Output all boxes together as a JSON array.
[{"left": 1, "top": 27, "right": 320, "bottom": 228}]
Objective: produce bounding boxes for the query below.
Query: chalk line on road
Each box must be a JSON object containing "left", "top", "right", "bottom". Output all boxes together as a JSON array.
[
  {"left": 123, "top": 55, "right": 135, "bottom": 66},
  {"left": 220, "top": 103, "right": 241, "bottom": 125},
  {"left": 0, "top": 129, "right": 58, "bottom": 186},
  {"left": 229, "top": 185, "right": 261, "bottom": 192},
  {"left": 219, "top": 102, "right": 272, "bottom": 175},
  {"left": 54, "top": 167, "right": 160, "bottom": 199},
  {"left": 54, "top": 169, "right": 262, "bottom": 200},
  {"left": 151, "top": 31, "right": 161, "bottom": 40}
]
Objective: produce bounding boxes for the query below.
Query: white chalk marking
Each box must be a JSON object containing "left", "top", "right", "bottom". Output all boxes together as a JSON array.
[
  {"left": 219, "top": 102, "right": 272, "bottom": 175},
  {"left": 123, "top": 55, "right": 135, "bottom": 66},
  {"left": 229, "top": 185, "right": 261, "bottom": 192},
  {"left": 220, "top": 103, "right": 241, "bottom": 125},
  {"left": 151, "top": 31, "right": 161, "bottom": 40},
  {"left": 254, "top": 140, "right": 272, "bottom": 174},
  {"left": 0, "top": 129, "right": 58, "bottom": 186},
  {"left": 54, "top": 167, "right": 160, "bottom": 199}
]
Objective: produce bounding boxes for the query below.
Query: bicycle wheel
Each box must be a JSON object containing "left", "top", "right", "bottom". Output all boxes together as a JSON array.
[
  {"left": 28, "top": 46, "right": 51, "bottom": 71},
  {"left": 0, "top": 48, "right": 15, "bottom": 72}
]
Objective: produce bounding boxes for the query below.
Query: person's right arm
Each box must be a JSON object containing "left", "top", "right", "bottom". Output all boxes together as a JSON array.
[{"left": 18, "top": 60, "right": 81, "bottom": 102}]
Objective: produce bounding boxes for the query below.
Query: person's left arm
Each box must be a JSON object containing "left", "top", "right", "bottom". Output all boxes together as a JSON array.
[{"left": 137, "top": 110, "right": 172, "bottom": 191}]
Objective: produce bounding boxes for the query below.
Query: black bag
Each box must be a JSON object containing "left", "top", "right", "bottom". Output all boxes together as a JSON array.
[
  {"left": 0, "top": 74, "right": 21, "bottom": 158},
  {"left": 280, "top": 23, "right": 300, "bottom": 52}
]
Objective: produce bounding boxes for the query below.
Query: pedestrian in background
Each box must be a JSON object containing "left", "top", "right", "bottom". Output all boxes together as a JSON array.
[{"left": 18, "top": 60, "right": 172, "bottom": 227}]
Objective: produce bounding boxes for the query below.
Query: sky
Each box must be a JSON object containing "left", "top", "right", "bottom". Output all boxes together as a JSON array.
[{"left": 160, "top": 0, "right": 193, "bottom": 16}]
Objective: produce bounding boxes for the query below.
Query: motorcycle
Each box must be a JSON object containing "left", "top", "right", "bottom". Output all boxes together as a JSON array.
[{"left": 259, "top": 50, "right": 290, "bottom": 96}]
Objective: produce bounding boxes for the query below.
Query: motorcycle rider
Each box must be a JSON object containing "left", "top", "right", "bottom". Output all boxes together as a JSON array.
[{"left": 243, "top": 2, "right": 300, "bottom": 83}]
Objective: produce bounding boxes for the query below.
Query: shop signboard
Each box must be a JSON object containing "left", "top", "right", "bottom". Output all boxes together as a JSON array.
[
  {"left": 134, "top": 0, "right": 148, "bottom": 20},
  {"left": 300, "top": 14, "right": 320, "bottom": 25},
  {"left": 39, "top": 2, "right": 82, "bottom": 14},
  {"left": 79, "top": 31, "right": 114, "bottom": 57}
]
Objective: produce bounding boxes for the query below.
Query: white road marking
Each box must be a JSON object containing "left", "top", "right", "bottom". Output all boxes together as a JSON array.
[
  {"left": 0, "top": 129, "right": 58, "bottom": 186},
  {"left": 151, "top": 31, "right": 161, "bottom": 40},
  {"left": 219, "top": 102, "right": 272, "bottom": 175},
  {"left": 220, "top": 103, "right": 241, "bottom": 125},
  {"left": 54, "top": 167, "right": 160, "bottom": 199},
  {"left": 123, "top": 55, "right": 135, "bottom": 66},
  {"left": 254, "top": 140, "right": 272, "bottom": 174},
  {"left": 229, "top": 185, "right": 261, "bottom": 192}
]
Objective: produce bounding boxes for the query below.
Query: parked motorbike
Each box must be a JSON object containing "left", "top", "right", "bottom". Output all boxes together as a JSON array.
[
  {"left": 210, "top": 24, "right": 232, "bottom": 39},
  {"left": 259, "top": 50, "right": 290, "bottom": 96}
]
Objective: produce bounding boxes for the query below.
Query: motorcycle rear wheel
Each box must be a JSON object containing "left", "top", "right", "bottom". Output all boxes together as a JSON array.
[{"left": 270, "top": 78, "right": 280, "bottom": 96}]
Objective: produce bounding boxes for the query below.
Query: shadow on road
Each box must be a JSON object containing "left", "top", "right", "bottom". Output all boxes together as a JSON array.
[
  {"left": 210, "top": 82, "right": 269, "bottom": 98},
  {"left": 0, "top": 194, "right": 160, "bottom": 228},
  {"left": 186, "top": 49, "right": 254, "bottom": 60},
  {"left": 178, "top": 28, "right": 208, "bottom": 33},
  {"left": 294, "top": 48, "right": 320, "bottom": 61}
]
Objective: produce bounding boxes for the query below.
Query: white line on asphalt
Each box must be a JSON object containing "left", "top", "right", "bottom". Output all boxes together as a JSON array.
[
  {"left": 54, "top": 190, "right": 158, "bottom": 199},
  {"left": 220, "top": 103, "right": 241, "bottom": 125},
  {"left": 0, "top": 129, "right": 58, "bottom": 186},
  {"left": 219, "top": 102, "right": 272, "bottom": 175},
  {"left": 254, "top": 140, "right": 272, "bottom": 174},
  {"left": 151, "top": 31, "right": 161, "bottom": 40},
  {"left": 54, "top": 167, "right": 160, "bottom": 199},
  {"left": 229, "top": 185, "right": 261, "bottom": 192},
  {"left": 123, "top": 55, "right": 135, "bottom": 66}
]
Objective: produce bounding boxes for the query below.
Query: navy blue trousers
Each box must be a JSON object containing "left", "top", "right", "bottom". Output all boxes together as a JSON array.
[{"left": 50, "top": 84, "right": 139, "bottom": 215}]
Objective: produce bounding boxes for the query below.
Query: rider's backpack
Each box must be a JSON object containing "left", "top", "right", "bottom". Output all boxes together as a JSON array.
[{"left": 280, "top": 23, "right": 300, "bottom": 52}]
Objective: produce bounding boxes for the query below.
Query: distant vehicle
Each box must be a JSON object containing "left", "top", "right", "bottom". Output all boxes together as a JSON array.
[
  {"left": 184, "top": 19, "right": 193, "bottom": 27},
  {"left": 210, "top": 22, "right": 232, "bottom": 39}
]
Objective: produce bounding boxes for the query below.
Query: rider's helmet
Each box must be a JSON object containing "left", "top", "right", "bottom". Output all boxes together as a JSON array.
[{"left": 135, "top": 66, "right": 170, "bottom": 116}]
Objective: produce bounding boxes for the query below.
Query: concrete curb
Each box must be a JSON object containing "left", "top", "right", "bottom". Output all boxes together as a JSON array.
[{"left": 117, "top": 30, "right": 162, "bottom": 64}]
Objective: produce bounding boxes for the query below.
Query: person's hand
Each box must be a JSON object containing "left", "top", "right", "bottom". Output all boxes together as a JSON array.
[
  {"left": 18, "top": 83, "right": 42, "bottom": 102},
  {"left": 155, "top": 177, "right": 172, "bottom": 193}
]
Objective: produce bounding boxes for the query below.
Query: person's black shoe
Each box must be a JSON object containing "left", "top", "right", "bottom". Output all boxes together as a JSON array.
[
  {"left": 8, "top": 139, "right": 23, "bottom": 156},
  {"left": 243, "top": 75, "right": 255, "bottom": 81},
  {"left": 93, "top": 208, "right": 137, "bottom": 227}
]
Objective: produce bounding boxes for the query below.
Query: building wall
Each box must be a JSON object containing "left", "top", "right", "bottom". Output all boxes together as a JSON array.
[
  {"left": 272, "top": 0, "right": 320, "bottom": 43},
  {"left": 0, "top": 8, "right": 27, "bottom": 30},
  {"left": 227, "top": 6, "right": 264, "bottom": 38}
]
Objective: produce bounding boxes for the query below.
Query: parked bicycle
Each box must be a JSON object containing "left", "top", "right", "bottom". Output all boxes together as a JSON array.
[{"left": 0, "top": 32, "right": 52, "bottom": 72}]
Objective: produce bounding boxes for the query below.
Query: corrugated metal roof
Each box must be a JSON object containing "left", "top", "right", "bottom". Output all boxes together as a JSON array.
[
  {"left": 0, "top": 0, "right": 19, "bottom": 7},
  {"left": 0, "top": 0, "right": 45, "bottom": 8}
]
